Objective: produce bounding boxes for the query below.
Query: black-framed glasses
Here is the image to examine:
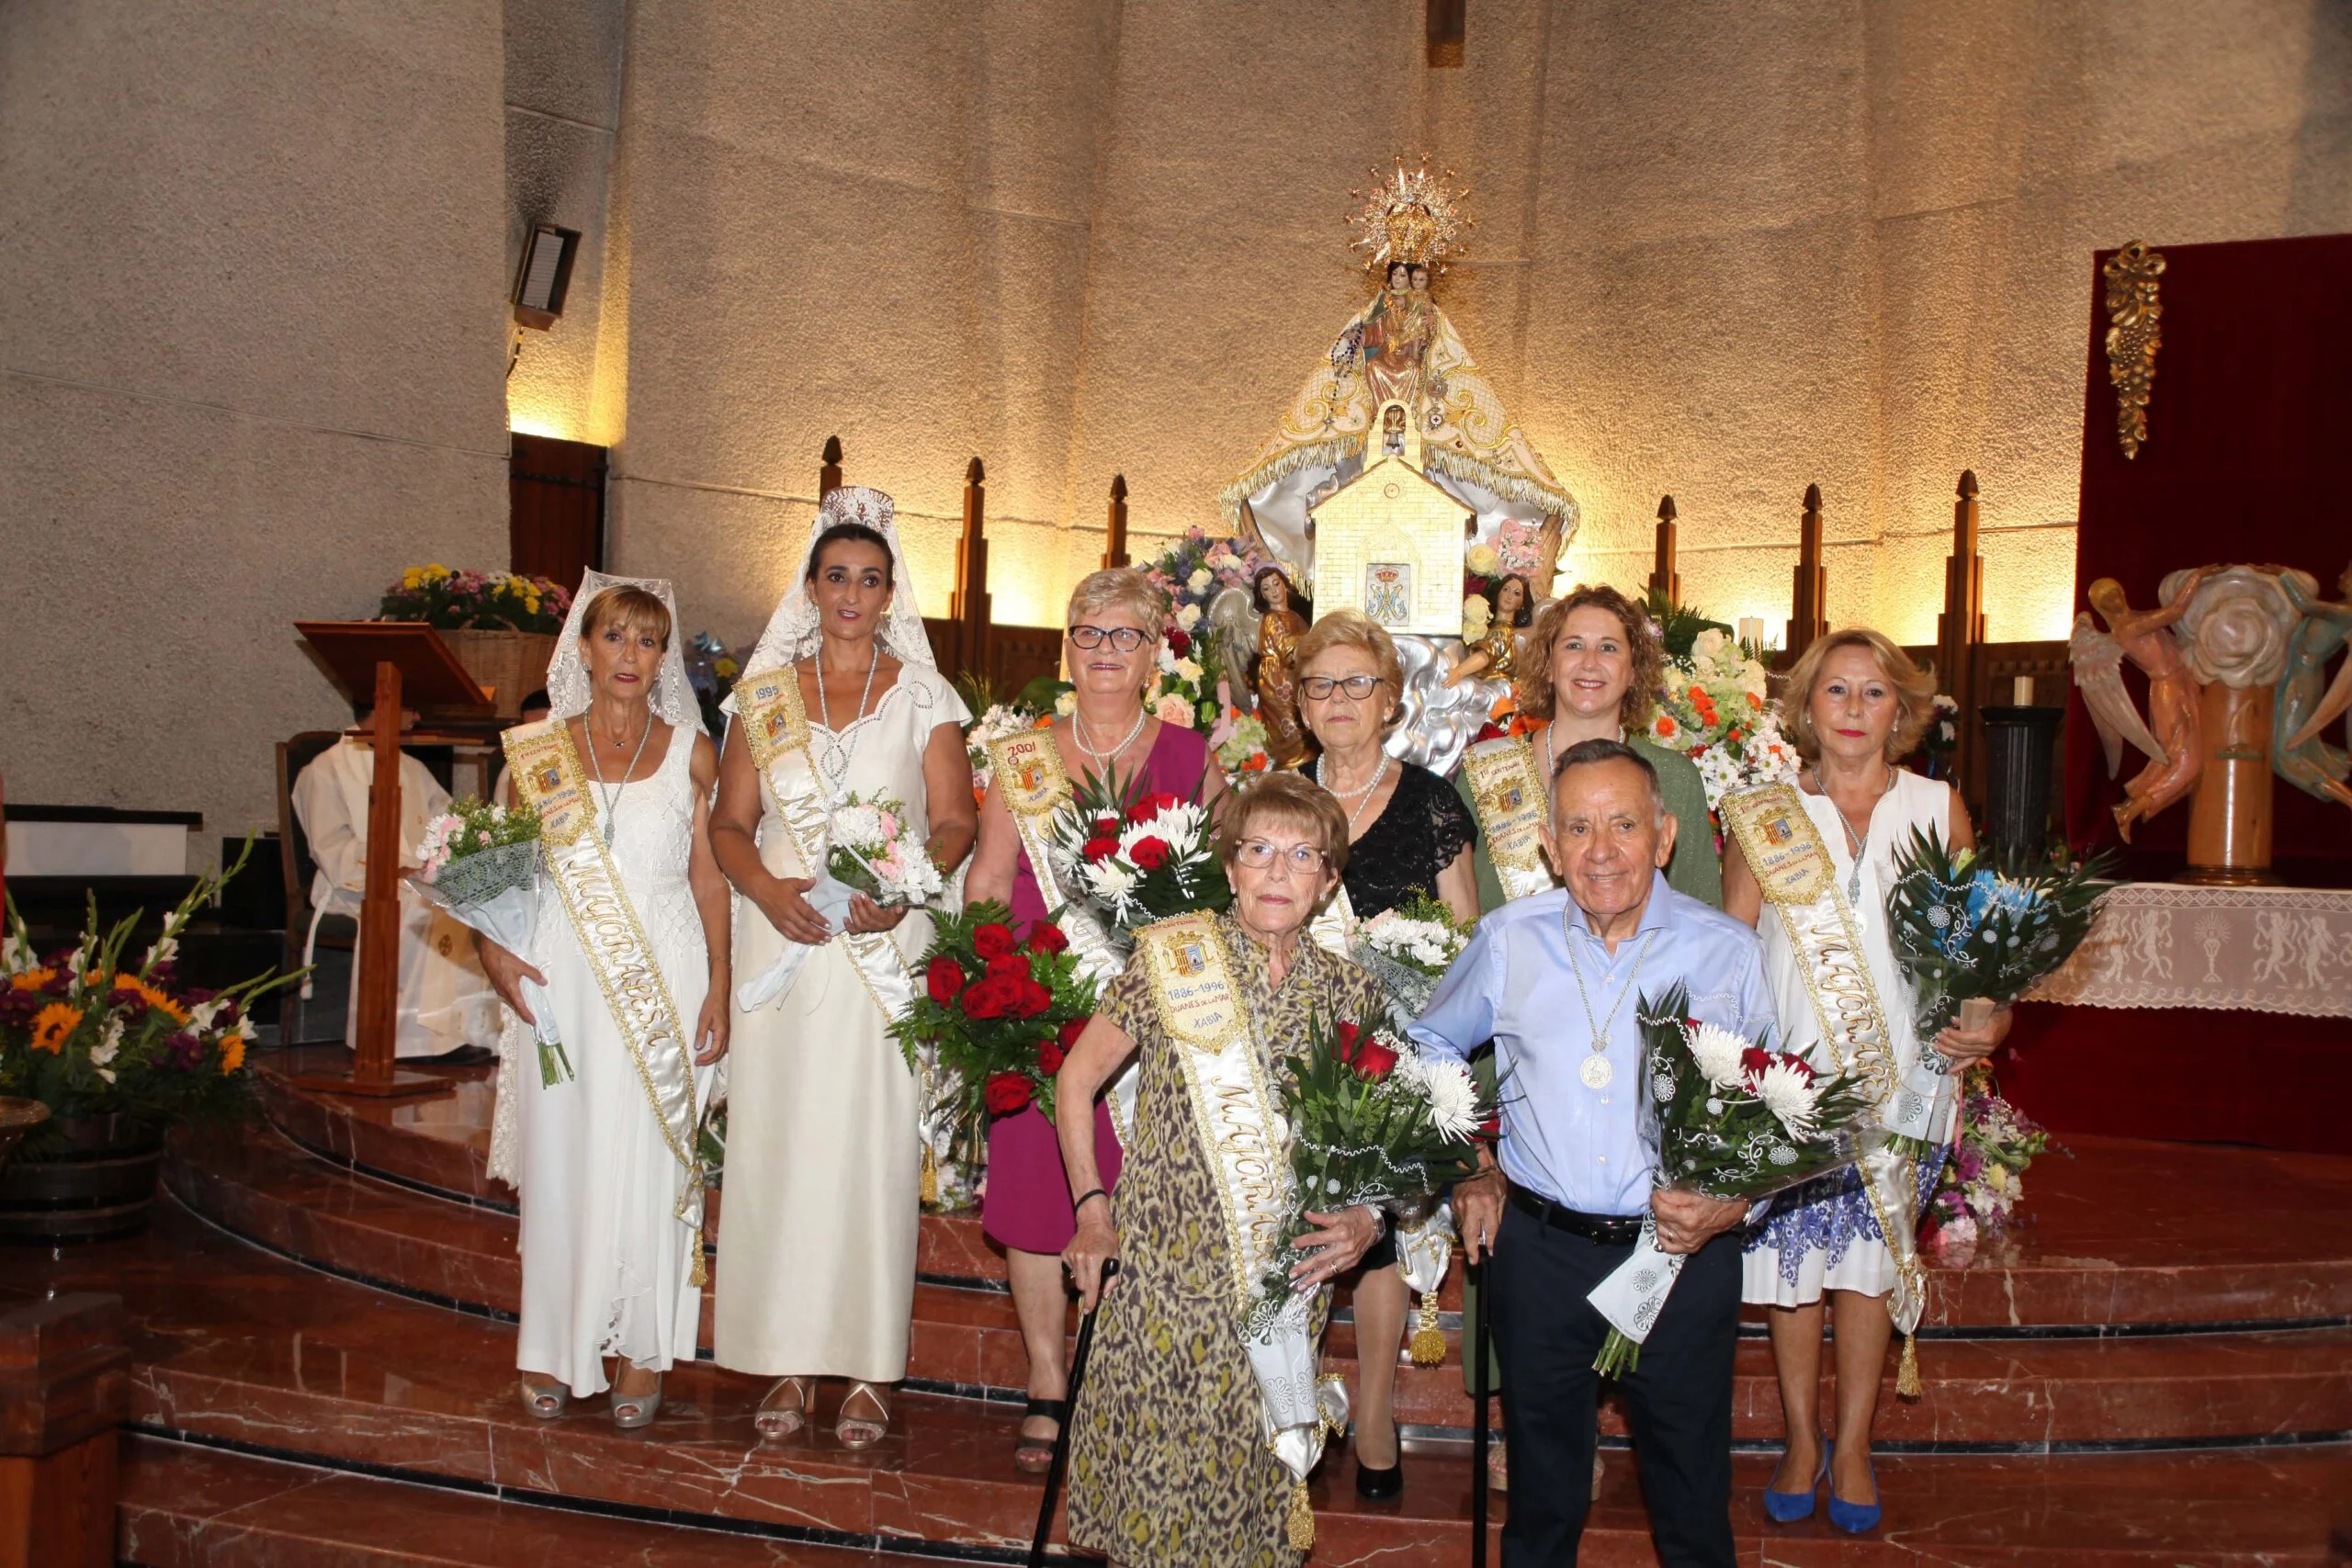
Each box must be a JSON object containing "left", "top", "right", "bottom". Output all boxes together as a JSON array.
[
  {"left": 1069, "top": 624, "right": 1148, "bottom": 652},
  {"left": 1235, "top": 840, "right": 1328, "bottom": 873},
  {"left": 1299, "top": 673, "right": 1386, "bottom": 701}
]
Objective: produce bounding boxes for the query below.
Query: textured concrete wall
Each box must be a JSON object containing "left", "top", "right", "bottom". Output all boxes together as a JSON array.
[
  {"left": 1, "top": 0, "right": 509, "bottom": 860},
  {"left": 593, "top": 0, "right": 2349, "bottom": 650}
]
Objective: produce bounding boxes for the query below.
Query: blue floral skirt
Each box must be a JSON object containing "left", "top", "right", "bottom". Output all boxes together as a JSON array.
[{"left": 1740, "top": 1146, "right": 1947, "bottom": 1308}]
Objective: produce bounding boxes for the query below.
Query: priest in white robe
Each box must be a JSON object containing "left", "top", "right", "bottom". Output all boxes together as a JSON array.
[{"left": 290, "top": 722, "right": 503, "bottom": 1059}]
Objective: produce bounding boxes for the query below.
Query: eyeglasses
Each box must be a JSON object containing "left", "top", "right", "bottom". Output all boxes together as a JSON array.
[
  {"left": 1235, "top": 840, "right": 1328, "bottom": 873},
  {"left": 1299, "top": 673, "right": 1387, "bottom": 702},
  {"left": 1069, "top": 624, "right": 1149, "bottom": 652}
]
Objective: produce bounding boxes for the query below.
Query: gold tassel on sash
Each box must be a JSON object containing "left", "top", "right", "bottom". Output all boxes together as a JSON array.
[
  {"left": 1410, "top": 1292, "right": 1447, "bottom": 1368},
  {"left": 1285, "top": 1479, "right": 1316, "bottom": 1551},
  {"left": 1897, "top": 1334, "right": 1923, "bottom": 1398},
  {"left": 689, "top": 1214, "right": 709, "bottom": 1289},
  {"left": 920, "top": 1144, "right": 939, "bottom": 1207}
]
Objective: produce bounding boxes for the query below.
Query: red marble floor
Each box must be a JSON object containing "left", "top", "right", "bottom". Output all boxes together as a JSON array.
[{"left": 29, "top": 1045, "right": 2352, "bottom": 1564}]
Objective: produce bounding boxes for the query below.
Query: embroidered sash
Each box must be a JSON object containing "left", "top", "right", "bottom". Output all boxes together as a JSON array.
[
  {"left": 503, "top": 719, "right": 708, "bottom": 1283},
  {"left": 1137, "top": 914, "right": 1345, "bottom": 1524},
  {"left": 1722, "top": 781, "right": 1928, "bottom": 1334},
  {"left": 1462, "top": 736, "right": 1559, "bottom": 900},
  {"left": 1305, "top": 878, "right": 1358, "bottom": 960},
  {"left": 987, "top": 728, "right": 1139, "bottom": 1139}
]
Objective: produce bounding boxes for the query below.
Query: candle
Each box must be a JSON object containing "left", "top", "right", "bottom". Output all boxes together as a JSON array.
[
  {"left": 1736, "top": 616, "right": 1765, "bottom": 649},
  {"left": 2013, "top": 675, "right": 2035, "bottom": 705}
]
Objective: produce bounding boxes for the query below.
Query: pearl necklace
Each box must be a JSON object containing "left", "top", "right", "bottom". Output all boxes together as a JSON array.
[
  {"left": 1074, "top": 705, "right": 1148, "bottom": 778},
  {"left": 1316, "top": 750, "right": 1392, "bottom": 840},
  {"left": 815, "top": 639, "right": 881, "bottom": 797}
]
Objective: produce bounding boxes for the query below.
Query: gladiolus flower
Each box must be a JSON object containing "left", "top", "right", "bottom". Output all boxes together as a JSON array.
[
  {"left": 972, "top": 923, "right": 1018, "bottom": 961},
  {"left": 925, "top": 956, "right": 967, "bottom": 1004},
  {"left": 984, "top": 1071, "right": 1035, "bottom": 1116},
  {"left": 1025, "top": 922, "right": 1069, "bottom": 954}
]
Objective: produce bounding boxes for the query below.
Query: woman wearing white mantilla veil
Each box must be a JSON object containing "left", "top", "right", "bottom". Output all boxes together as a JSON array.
[
  {"left": 709, "top": 487, "right": 977, "bottom": 1448},
  {"left": 477, "top": 571, "right": 731, "bottom": 1427}
]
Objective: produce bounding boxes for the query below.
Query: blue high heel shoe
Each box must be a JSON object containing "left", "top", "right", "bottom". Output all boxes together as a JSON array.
[
  {"left": 1762, "top": 1438, "right": 1827, "bottom": 1523},
  {"left": 1826, "top": 1456, "right": 1882, "bottom": 1534}
]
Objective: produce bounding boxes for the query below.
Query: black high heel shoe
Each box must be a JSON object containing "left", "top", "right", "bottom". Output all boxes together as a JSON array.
[{"left": 1353, "top": 1419, "right": 1403, "bottom": 1500}]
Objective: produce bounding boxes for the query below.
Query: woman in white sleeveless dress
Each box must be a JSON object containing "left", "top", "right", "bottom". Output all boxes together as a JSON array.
[
  {"left": 476, "top": 575, "right": 732, "bottom": 1428},
  {"left": 1724, "top": 628, "right": 2011, "bottom": 1533},
  {"left": 710, "top": 488, "right": 976, "bottom": 1448}
]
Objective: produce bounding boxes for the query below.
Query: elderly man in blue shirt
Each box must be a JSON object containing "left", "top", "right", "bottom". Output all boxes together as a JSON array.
[{"left": 1413, "top": 737, "right": 1770, "bottom": 1567}]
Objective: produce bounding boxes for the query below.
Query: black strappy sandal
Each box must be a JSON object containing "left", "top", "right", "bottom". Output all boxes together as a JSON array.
[{"left": 1012, "top": 1396, "right": 1066, "bottom": 1473}]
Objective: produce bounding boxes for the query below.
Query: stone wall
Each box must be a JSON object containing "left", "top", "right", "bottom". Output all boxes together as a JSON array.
[{"left": 1, "top": 0, "right": 510, "bottom": 858}]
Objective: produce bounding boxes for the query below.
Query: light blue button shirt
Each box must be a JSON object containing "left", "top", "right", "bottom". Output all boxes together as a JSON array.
[{"left": 1409, "top": 872, "right": 1775, "bottom": 1217}]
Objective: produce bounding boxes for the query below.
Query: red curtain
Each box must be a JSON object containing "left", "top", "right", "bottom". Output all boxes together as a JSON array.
[{"left": 2066, "top": 232, "right": 2352, "bottom": 887}]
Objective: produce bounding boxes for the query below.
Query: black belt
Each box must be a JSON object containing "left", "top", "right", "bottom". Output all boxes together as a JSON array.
[{"left": 1510, "top": 1185, "right": 1645, "bottom": 1247}]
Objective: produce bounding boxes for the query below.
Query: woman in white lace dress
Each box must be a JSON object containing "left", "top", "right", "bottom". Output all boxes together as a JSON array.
[
  {"left": 710, "top": 488, "right": 976, "bottom": 1448},
  {"left": 1724, "top": 628, "right": 2010, "bottom": 1533},
  {"left": 476, "top": 575, "right": 733, "bottom": 1428}
]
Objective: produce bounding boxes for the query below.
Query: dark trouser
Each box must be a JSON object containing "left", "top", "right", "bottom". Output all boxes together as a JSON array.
[{"left": 1488, "top": 1201, "right": 1739, "bottom": 1568}]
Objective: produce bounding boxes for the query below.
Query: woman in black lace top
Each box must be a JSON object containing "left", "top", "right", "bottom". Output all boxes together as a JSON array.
[{"left": 1293, "top": 609, "right": 1480, "bottom": 1502}]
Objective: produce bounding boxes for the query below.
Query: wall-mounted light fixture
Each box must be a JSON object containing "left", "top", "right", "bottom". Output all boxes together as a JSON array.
[{"left": 512, "top": 223, "right": 581, "bottom": 331}]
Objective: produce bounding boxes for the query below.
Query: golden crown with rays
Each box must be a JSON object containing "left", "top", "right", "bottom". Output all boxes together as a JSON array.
[{"left": 1347, "top": 154, "right": 1472, "bottom": 273}]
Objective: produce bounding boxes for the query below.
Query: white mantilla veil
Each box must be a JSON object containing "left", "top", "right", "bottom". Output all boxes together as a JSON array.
[
  {"left": 741, "top": 486, "right": 935, "bottom": 674},
  {"left": 542, "top": 570, "right": 699, "bottom": 728}
]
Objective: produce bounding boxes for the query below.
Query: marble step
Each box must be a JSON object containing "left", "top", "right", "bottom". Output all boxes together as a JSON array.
[
  {"left": 254, "top": 1049, "right": 2352, "bottom": 1331},
  {"left": 53, "top": 1213, "right": 2352, "bottom": 1567},
  {"left": 117, "top": 1434, "right": 909, "bottom": 1567}
]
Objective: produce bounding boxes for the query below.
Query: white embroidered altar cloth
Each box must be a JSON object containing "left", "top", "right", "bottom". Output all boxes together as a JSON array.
[{"left": 2028, "top": 883, "right": 2352, "bottom": 1017}]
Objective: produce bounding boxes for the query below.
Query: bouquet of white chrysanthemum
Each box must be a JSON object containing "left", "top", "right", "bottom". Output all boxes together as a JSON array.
[
  {"left": 410, "top": 798, "right": 566, "bottom": 1084},
  {"left": 1048, "top": 765, "right": 1229, "bottom": 941},
  {"left": 1586, "top": 983, "right": 1874, "bottom": 1377},
  {"left": 1352, "top": 890, "right": 1471, "bottom": 1028},
  {"left": 827, "top": 792, "right": 944, "bottom": 909}
]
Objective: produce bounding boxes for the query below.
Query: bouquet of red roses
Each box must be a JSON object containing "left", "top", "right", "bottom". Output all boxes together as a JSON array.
[
  {"left": 1048, "top": 764, "right": 1229, "bottom": 940},
  {"left": 891, "top": 901, "right": 1098, "bottom": 1128}
]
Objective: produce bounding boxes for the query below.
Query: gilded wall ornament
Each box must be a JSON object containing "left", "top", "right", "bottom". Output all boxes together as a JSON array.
[{"left": 2103, "top": 240, "right": 2165, "bottom": 459}]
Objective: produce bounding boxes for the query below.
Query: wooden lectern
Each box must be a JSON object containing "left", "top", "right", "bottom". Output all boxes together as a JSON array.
[{"left": 289, "top": 622, "right": 493, "bottom": 1099}]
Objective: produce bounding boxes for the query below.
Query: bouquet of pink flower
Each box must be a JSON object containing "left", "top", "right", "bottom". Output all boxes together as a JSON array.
[
  {"left": 410, "top": 797, "right": 564, "bottom": 1083},
  {"left": 1048, "top": 765, "right": 1228, "bottom": 941},
  {"left": 1588, "top": 984, "right": 1873, "bottom": 1376},
  {"left": 827, "top": 792, "right": 944, "bottom": 909}
]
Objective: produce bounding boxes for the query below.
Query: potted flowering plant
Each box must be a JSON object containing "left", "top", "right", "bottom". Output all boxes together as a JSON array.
[
  {"left": 891, "top": 902, "right": 1098, "bottom": 1134},
  {"left": 375, "top": 564, "right": 574, "bottom": 716},
  {"left": 0, "top": 839, "right": 300, "bottom": 1239}
]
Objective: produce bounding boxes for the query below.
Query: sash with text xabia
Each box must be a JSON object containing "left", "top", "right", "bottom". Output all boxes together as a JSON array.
[
  {"left": 1462, "top": 736, "right": 1560, "bottom": 900},
  {"left": 1140, "top": 913, "right": 1347, "bottom": 1551},
  {"left": 504, "top": 719, "right": 710, "bottom": 1285},
  {"left": 1722, "top": 782, "right": 1932, "bottom": 1362},
  {"left": 987, "top": 728, "right": 1140, "bottom": 1140}
]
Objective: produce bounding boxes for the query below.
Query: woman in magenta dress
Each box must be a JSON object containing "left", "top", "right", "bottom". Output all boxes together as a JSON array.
[{"left": 965, "top": 567, "right": 1227, "bottom": 1471}]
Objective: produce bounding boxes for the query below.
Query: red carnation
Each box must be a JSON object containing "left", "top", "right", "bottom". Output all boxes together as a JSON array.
[
  {"left": 1740, "top": 1045, "right": 1775, "bottom": 1081},
  {"left": 1168, "top": 627, "right": 1192, "bottom": 657},
  {"left": 1039, "top": 1039, "right": 1068, "bottom": 1077},
  {"left": 1130, "top": 837, "right": 1172, "bottom": 872},
  {"left": 984, "top": 1071, "right": 1035, "bottom": 1116},
  {"left": 961, "top": 980, "right": 1011, "bottom": 1020},
  {"left": 1058, "top": 1018, "right": 1091, "bottom": 1051},
  {"left": 1081, "top": 835, "right": 1120, "bottom": 863},
  {"left": 1026, "top": 922, "right": 1069, "bottom": 954},
  {"left": 973, "top": 923, "right": 1018, "bottom": 961},
  {"left": 1351, "top": 1035, "right": 1399, "bottom": 1080},
  {"left": 1776, "top": 1053, "right": 1817, "bottom": 1084},
  {"left": 925, "top": 955, "right": 967, "bottom": 1004}
]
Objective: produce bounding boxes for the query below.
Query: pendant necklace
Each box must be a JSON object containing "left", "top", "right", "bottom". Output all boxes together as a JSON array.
[
  {"left": 815, "top": 639, "right": 881, "bottom": 799},
  {"left": 1074, "top": 705, "right": 1148, "bottom": 782},
  {"left": 1562, "top": 921, "right": 1655, "bottom": 1091},
  {"left": 585, "top": 705, "right": 655, "bottom": 847},
  {"left": 1316, "top": 750, "right": 1392, "bottom": 839},
  {"left": 1812, "top": 762, "right": 1893, "bottom": 905}
]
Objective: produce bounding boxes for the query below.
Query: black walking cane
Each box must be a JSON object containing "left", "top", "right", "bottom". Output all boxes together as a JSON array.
[
  {"left": 1470, "top": 1257, "right": 1493, "bottom": 1568},
  {"left": 1028, "top": 1258, "right": 1118, "bottom": 1567}
]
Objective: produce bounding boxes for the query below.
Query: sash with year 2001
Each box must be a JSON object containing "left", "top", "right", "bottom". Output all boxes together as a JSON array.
[
  {"left": 1137, "top": 913, "right": 1345, "bottom": 1551},
  {"left": 1721, "top": 781, "right": 1931, "bottom": 1345},
  {"left": 1461, "top": 735, "right": 1559, "bottom": 900},
  {"left": 986, "top": 728, "right": 1139, "bottom": 1140},
  {"left": 503, "top": 718, "right": 709, "bottom": 1284}
]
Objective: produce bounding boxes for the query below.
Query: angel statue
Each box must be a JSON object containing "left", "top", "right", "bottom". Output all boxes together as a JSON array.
[
  {"left": 2070, "top": 567, "right": 2214, "bottom": 841},
  {"left": 2273, "top": 562, "right": 2352, "bottom": 808}
]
